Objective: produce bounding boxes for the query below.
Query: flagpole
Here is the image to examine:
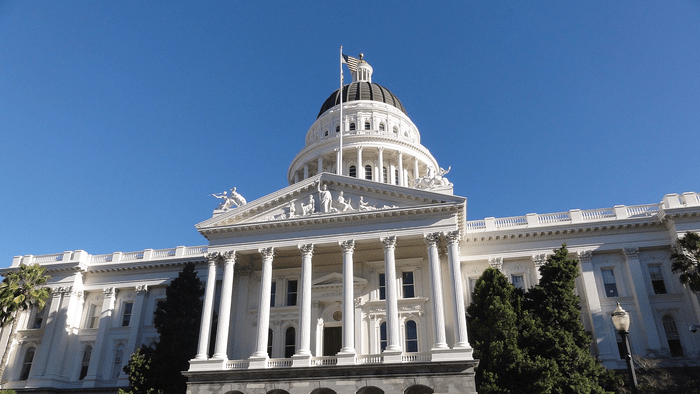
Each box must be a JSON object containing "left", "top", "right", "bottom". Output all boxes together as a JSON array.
[{"left": 338, "top": 45, "right": 343, "bottom": 176}]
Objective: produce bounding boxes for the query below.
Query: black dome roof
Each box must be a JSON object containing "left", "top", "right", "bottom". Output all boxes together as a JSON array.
[{"left": 317, "top": 81, "right": 407, "bottom": 119}]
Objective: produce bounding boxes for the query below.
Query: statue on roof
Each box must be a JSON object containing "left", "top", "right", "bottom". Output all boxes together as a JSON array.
[{"left": 212, "top": 187, "right": 247, "bottom": 211}]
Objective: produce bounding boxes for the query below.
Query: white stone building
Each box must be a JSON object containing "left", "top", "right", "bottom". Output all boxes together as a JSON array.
[{"left": 2, "top": 55, "right": 699, "bottom": 394}]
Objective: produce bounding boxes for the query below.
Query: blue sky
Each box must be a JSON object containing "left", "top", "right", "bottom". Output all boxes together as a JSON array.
[{"left": 1, "top": 1, "right": 699, "bottom": 264}]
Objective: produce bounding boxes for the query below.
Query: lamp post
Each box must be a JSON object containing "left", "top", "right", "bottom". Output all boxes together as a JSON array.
[{"left": 611, "top": 302, "right": 639, "bottom": 394}]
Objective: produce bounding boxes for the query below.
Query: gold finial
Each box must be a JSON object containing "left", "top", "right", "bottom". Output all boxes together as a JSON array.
[{"left": 359, "top": 53, "right": 364, "bottom": 60}]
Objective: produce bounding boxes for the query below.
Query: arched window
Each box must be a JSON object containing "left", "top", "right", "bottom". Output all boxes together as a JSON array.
[
  {"left": 80, "top": 346, "right": 92, "bottom": 380},
  {"left": 112, "top": 344, "right": 124, "bottom": 380},
  {"left": 349, "top": 165, "right": 357, "bottom": 178},
  {"left": 310, "top": 389, "right": 338, "bottom": 394},
  {"left": 662, "top": 315, "right": 683, "bottom": 357},
  {"left": 393, "top": 126, "right": 399, "bottom": 135},
  {"left": 285, "top": 327, "right": 296, "bottom": 358},
  {"left": 405, "top": 320, "right": 418, "bottom": 353},
  {"left": 364, "top": 165, "right": 372, "bottom": 180},
  {"left": 405, "top": 385, "right": 434, "bottom": 394},
  {"left": 364, "top": 121, "right": 371, "bottom": 130},
  {"left": 349, "top": 122, "right": 356, "bottom": 131},
  {"left": 395, "top": 169, "right": 399, "bottom": 185},
  {"left": 267, "top": 329, "right": 273, "bottom": 358},
  {"left": 382, "top": 167, "right": 388, "bottom": 183},
  {"left": 379, "top": 322, "right": 387, "bottom": 352},
  {"left": 379, "top": 123, "right": 385, "bottom": 131},
  {"left": 324, "top": 130, "right": 328, "bottom": 137},
  {"left": 19, "top": 347, "right": 35, "bottom": 380},
  {"left": 357, "top": 387, "right": 384, "bottom": 394}
]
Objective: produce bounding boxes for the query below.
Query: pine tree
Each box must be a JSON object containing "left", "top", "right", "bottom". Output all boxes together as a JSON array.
[
  {"left": 671, "top": 231, "right": 700, "bottom": 293},
  {"left": 122, "top": 262, "right": 204, "bottom": 394}
]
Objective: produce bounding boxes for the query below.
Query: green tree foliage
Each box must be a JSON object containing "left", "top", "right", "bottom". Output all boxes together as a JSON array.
[
  {"left": 671, "top": 231, "right": 700, "bottom": 293},
  {"left": 121, "top": 262, "right": 204, "bottom": 394},
  {"left": 468, "top": 245, "right": 618, "bottom": 394},
  {"left": 0, "top": 264, "right": 51, "bottom": 382}
]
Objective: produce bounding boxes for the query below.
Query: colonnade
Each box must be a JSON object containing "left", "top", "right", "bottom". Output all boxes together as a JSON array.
[{"left": 194, "top": 231, "right": 472, "bottom": 367}]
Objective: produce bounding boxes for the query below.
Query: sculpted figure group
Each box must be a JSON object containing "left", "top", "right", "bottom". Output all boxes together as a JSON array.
[
  {"left": 212, "top": 187, "right": 247, "bottom": 211},
  {"left": 413, "top": 166, "right": 452, "bottom": 189}
]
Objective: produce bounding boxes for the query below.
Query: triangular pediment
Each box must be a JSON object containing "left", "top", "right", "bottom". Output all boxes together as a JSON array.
[
  {"left": 312, "top": 273, "right": 368, "bottom": 289},
  {"left": 196, "top": 173, "right": 466, "bottom": 233}
]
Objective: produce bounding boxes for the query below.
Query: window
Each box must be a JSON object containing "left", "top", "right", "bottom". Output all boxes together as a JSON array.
[
  {"left": 336, "top": 126, "right": 340, "bottom": 133},
  {"left": 405, "top": 320, "right": 418, "bottom": 353},
  {"left": 270, "top": 282, "right": 276, "bottom": 307},
  {"left": 349, "top": 122, "right": 356, "bottom": 131},
  {"left": 349, "top": 165, "right": 357, "bottom": 178},
  {"left": 112, "top": 345, "right": 124, "bottom": 380},
  {"left": 286, "top": 280, "right": 298, "bottom": 306},
  {"left": 649, "top": 266, "right": 667, "bottom": 294},
  {"left": 402, "top": 272, "right": 415, "bottom": 298},
  {"left": 601, "top": 269, "right": 618, "bottom": 297},
  {"left": 19, "top": 347, "right": 35, "bottom": 380},
  {"left": 79, "top": 346, "right": 92, "bottom": 380},
  {"left": 121, "top": 302, "right": 133, "bottom": 327},
  {"left": 31, "top": 305, "right": 46, "bottom": 329},
  {"left": 379, "top": 123, "right": 385, "bottom": 131},
  {"left": 364, "top": 165, "right": 372, "bottom": 180},
  {"left": 87, "top": 304, "right": 101, "bottom": 329},
  {"left": 394, "top": 169, "right": 399, "bottom": 185},
  {"left": 382, "top": 167, "right": 388, "bottom": 183},
  {"left": 378, "top": 273, "right": 386, "bottom": 300},
  {"left": 469, "top": 278, "right": 478, "bottom": 294},
  {"left": 285, "top": 327, "right": 296, "bottom": 358},
  {"left": 393, "top": 126, "right": 399, "bottom": 135},
  {"left": 364, "top": 121, "right": 371, "bottom": 130},
  {"left": 511, "top": 275, "right": 524, "bottom": 289},
  {"left": 379, "top": 322, "right": 387, "bottom": 352},
  {"left": 324, "top": 130, "right": 328, "bottom": 136},
  {"left": 267, "top": 329, "right": 273, "bottom": 358},
  {"left": 662, "top": 315, "right": 683, "bottom": 357}
]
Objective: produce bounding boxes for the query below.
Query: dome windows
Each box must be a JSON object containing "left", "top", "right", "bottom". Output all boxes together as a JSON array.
[
  {"left": 349, "top": 122, "right": 356, "bottom": 131},
  {"left": 364, "top": 121, "right": 371, "bottom": 130},
  {"left": 379, "top": 123, "right": 385, "bottom": 132},
  {"left": 364, "top": 165, "right": 372, "bottom": 180},
  {"left": 336, "top": 126, "right": 340, "bottom": 133},
  {"left": 349, "top": 165, "right": 357, "bottom": 178}
]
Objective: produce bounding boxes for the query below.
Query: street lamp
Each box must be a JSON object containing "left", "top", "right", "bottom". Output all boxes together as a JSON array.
[{"left": 611, "top": 302, "right": 639, "bottom": 394}]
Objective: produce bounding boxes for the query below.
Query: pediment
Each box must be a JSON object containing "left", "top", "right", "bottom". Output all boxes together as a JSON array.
[{"left": 196, "top": 173, "right": 466, "bottom": 232}]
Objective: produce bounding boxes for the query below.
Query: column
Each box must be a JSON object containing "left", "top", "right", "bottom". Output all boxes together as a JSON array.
[
  {"left": 195, "top": 253, "right": 219, "bottom": 360},
  {"left": 622, "top": 248, "right": 662, "bottom": 352},
  {"left": 425, "top": 233, "right": 448, "bottom": 352},
  {"left": 317, "top": 156, "right": 323, "bottom": 175},
  {"left": 32, "top": 290, "right": 65, "bottom": 378},
  {"left": 398, "top": 152, "right": 404, "bottom": 186},
  {"left": 251, "top": 247, "right": 275, "bottom": 364},
  {"left": 124, "top": 285, "right": 148, "bottom": 363},
  {"left": 378, "top": 147, "right": 384, "bottom": 183},
  {"left": 293, "top": 244, "right": 314, "bottom": 366},
  {"left": 381, "top": 236, "right": 402, "bottom": 357},
  {"left": 335, "top": 149, "right": 341, "bottom": 175},
  {"left": 445, "top": 231, "right": 471, "bottom": 352},
  {"left": 294, "top": 172, "right": 299, "bottom": 183},
  {"left": 356, "top": 146, "right": 363, "bottom": 178},
  {"left": 82, "top": 288, "right": 118, "bottom": 386},
  {"left": 213, "top": 251, "right": 236, "bottom": 360},
  {"left": 577, "top": 251, "right": 616, "bottom": 360},
  {"left": 413, "top": 160, "right": 419, "bottom": 184},
  {"left": 338, "top": 240, "right": 356, "bottom": 363},
  {"left": 303, "top": 163, "right": 309, "bottom": 180}
]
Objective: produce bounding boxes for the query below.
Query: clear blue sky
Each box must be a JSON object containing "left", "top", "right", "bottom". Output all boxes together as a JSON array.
[{"left": 1, "top": 1, "right": 699, "bottom": 264}]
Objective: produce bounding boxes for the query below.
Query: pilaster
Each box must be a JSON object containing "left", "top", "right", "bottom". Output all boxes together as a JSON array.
[
  {"left": 577, "top": 251, "right": 616, "bottom": 360},
  {"left": 622, "top": 247, "right": 663, "bottom": 354}
]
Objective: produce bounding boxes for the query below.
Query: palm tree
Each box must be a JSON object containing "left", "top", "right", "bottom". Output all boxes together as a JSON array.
[
  {"left": 671, "top": 232, "right": 700, "bottom": 293},
  {"left": 0, "top": 264, "right": 51, "bottom": 382}
]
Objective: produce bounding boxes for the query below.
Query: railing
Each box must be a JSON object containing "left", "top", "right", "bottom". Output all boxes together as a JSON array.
[
  {"left": 186, "top": 246, "right": 208, "bottom": 255},
  {"left": 225, "top": 360, "right": 250, "bottom": 370},
  {"left": 153, "top": 248, "right": 177, "bottom": 258},
  {"left": 466, "top": 220, "right": 486, "bottom": 231},
  {"left": 355, "top": 354, "right": 383, "bottom": 364},
  {"left": 267, "top": 358, "right": 292, "bottom": 368},
  {"left": 91, "top": 254, "right": 113, "bottom": 263},
  {"left": 121, "top": 252, "right": 144, "bottom": 261},
  {"left": 311, "top": 356, "right": 338, "bottom": 366},
  {"left": 494, "top": 216, "right": 527, "bottom": 228},
  {"left": 34, "top": 253, "right": 64, "bottom": 264},
  {"left": 581, "top": 207, "right": 615, "bottom": 221},
  {"left": 627, "top": 204, "right": 659, "bottom": 218},
  {"left": 402, "top": 353, "right": 431, "bottom": 362},
  {"left": 538, "top": 212, "right": 571, "bottom": 225}
]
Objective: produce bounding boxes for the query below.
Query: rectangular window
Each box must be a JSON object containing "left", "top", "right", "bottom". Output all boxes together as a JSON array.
[
  {"left": 31, "top": 305, "right": 46, "bottom": 329},
  {"left": 87, "top": 304, "right": 101, "bottom": 329},
  {"left": 121, "top": 302, "right": 133, "bottom": 327},
  {"left": 601, "top": 269, "right": 618, "bottom": 297},
  {"left": 648, "top": 266, "right": 667, "bottom": 294},
  {"left": 270, "top": 282, "right": 276, "bottom": 308},
  {"left": 402, "top": 271, "right": 415, "bottom": 298},
  {"left": 378, "top": 273, "right": 386, "bottom": 300},
  {"left": 469, "top": 278, "right": 478, "bottom": 294},
  {"left": 286, "top": 280, "right": 298, "bottom": 306},
  {"left": 511, "top": 275, "right": 524, "bottom": 289}
]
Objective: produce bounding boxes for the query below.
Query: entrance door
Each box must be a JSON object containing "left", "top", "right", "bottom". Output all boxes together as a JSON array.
[{"left": 323, "top": 326, "right": 342, "bottom": 356}]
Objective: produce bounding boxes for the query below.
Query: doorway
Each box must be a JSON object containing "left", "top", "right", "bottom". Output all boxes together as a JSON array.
[{"left": 323, "top": 326, "right": 342, "bottom": 356}]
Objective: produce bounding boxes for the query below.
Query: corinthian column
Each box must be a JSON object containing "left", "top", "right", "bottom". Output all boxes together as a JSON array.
[
  {"left": 251, "top": 247, "right": 275, "bottom": 363},
  {"left": 425, "top": 233, "right": 448, "bottom": 351},
  {"left": 195, "top": 253, "right": 219, "bottom": 360},
  {"left": 338, "top": 240, "right": 356, "bottom": 362},
  {"left": 381, "top": 236, "right": 402, "bottom": 356},
  {"left": 445, "top": 231, "right": 471, "bottom": 352},
  {"left": 293, "top": 244, "right": 314, "bottom": 365},
  {"left": 213, "top": 251, "right": 236, "bottom": 360}
]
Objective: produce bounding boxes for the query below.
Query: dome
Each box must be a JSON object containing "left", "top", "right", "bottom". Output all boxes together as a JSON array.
[{"left": 316, "top": 82, "right": 407, "bottom": 119}]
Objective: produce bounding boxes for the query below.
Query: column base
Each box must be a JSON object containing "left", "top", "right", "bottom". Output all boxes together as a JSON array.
[
  {"left": 431, "top": 348, "right": 470, "bottom": 361},
  {"left": 336, "top": 352, "right": 356, "bottom": 365},
  {"left": 189, "top": 358, "right": 228, "bottom": 371},
  {"left": 382, "top": 349, "right": 403, "bottom": 363},
  {"left": 292, "top": 353, "right": 312, "bottom": 367},
  {"left": 248, "top": 355, "right": 269, "bottom": 369}
]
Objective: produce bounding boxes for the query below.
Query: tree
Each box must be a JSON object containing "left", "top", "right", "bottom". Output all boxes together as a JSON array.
[
  {"left": 671, "top": 231, "right": 700, "bottom": 293},
  {"left": 0, "top": 264, "right": 51, "bottom": 382},
  {"left": 525, "top": 245, "right": 617, "bottom": 393},
  {"left": 121, "top": 262, "right": 204, "bottom": 394}
]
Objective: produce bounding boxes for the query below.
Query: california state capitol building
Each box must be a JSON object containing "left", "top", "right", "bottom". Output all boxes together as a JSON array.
[{"left": 1, "top": 54, "right": 699, "bottom": 394}]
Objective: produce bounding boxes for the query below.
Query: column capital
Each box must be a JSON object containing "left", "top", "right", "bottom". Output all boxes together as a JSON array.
[
  {"left": 259, "top": 247, "right": 275, "bottom": 260},
  {"left": 299, "top": 243, "right": 314, "bottom": 257},
  {"left": 576, "top": 250, "right": 593, "bottom": 264},
  {"left": 223, "top": 250, "right": 236, "bottom": 263},
  {"left": 444, "top": 230, "right": 461, "bottom": 244},
  {"left": 424, "top": 232, "right": 441, "bottom": 247},
  {"left": 381, "top": 236, "right": 397, "bottom": 250},
  {"left": 623, "top": 247, "right": 639, "bottom": 260},
  {"left": 489, "top": 257, "right": 503, "bottom": 271},
  {"left": 103, "top": 287, "right": 118, "bottom": 298},
  {"left": 532, "top": 253, "right": 548, "bottom": 267},
  {"left": 377, "top": 146, "right": 384, "bottom": 152},
  {"left": 135, "top": 285, "right": 148, "bottom": 294},
  {"left": 339, "top": 240, "right": 355, "bottom": 253},
  {"left": 356, "top": 146, "right": 363, "bottom": 152}
]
